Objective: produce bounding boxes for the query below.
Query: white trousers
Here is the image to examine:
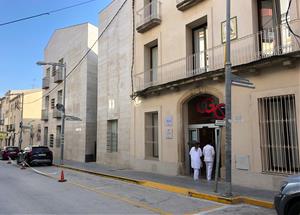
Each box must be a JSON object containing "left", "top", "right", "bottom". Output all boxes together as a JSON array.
[
  {"left": 205, "top": 161, "right": 214, "bottom": 181},
  {"left": 193, "top": 168, "right": 200, "bottom": 181}
]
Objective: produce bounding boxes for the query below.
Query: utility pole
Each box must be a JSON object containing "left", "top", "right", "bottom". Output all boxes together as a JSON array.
[
  {"left": 224, "top": 0, "right": 232, "bottom": 197},
  {"left": 18, "top": 93, "right": 24, "bottom": 149}
]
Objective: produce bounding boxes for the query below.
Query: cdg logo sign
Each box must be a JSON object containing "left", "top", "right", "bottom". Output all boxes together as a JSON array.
[{"left": 195, "top": 97, "right": 225, "bottom": 120}]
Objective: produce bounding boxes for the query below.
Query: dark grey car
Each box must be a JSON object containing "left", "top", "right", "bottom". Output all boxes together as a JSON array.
[{"left": 274, "top": 175, "right": 300, "bottom": 215}]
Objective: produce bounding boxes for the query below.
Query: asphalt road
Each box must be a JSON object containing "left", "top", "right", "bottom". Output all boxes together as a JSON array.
[{"left": 0, "top": 161, "right": 276, "bottom": 214}]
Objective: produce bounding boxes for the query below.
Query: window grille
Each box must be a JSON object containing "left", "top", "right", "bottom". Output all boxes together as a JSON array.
[
  {"left": 49, "top": 134, "right": 54, "bottom": 148},
  {"left": 107, "top": 120, "right": 118, "bottom": 153},
  {"left": 51, "top": 99, "right": 55, "bottom": 109},
  {"left": 258, "top": 94, "right": 299, "bottom": 174}
]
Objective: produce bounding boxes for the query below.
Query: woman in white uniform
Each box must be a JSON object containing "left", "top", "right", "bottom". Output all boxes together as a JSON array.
[{"left": 189, "top": 141, "right": 203, "bottom": 181}]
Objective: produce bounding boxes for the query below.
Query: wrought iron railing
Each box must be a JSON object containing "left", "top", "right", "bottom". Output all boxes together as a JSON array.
[
  {"left": 42, "top": 77, "right": 50, "bottom": 89},
  {"left": 136, "top": 0, "right": 161, "bottom": 28},
  {"left": 134, "top": 20, "right": 300, "bottom": 91},
  {"left": 41, "top": 109, "right": 49, "bottom": 121},
  {"left": 54, "top": 68, "right": 63, "bottom": 83}
]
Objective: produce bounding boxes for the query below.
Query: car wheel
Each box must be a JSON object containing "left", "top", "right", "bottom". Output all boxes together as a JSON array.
[{"left": 289, "top": 201, "right": 300, "bottom": 215}]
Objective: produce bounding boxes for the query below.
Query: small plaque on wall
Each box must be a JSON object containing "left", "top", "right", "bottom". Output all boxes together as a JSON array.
[
  {"left": 221, "top": 16, "right": 238, "bottom": 43},
  {"left": 166, "top": 128, "right": 173, "bottom": 139},
  {"left": 165, "top": 115, "right": 173, "bottom": 126}
]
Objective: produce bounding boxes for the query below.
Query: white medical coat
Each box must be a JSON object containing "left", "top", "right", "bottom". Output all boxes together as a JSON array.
[
  {"left": 203, "top": 144, "right": 215, "bottom": 162},
  {"left": 189, "top": 147, "right": 203, "bottom": 169}
]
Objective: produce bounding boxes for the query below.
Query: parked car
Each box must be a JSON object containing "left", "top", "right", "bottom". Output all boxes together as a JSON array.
[
  {"left": 18, "top": 146, "right": 53, "bottom": 166},
  {"left": 0, "top": 146, "right": 20, "bottom": 160},
  {"left": 274, "top": 175, "right": 300, "bottom": 215}
]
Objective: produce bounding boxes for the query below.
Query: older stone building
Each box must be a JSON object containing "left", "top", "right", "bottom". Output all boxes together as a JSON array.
[
  {"left": 132, "top": 0, "right": 300, "bottom": 191},
  {"left": 0, "top": 89, "right": 42, "bottom": 149},
  {"left": 40, "top": 23, "right": 98, "bottom": 162},
  {"left": 95, "top": 0, "right": 300, "bottom": 191}
]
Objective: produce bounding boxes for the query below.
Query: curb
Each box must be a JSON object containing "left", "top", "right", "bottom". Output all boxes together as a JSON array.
[{"left": 54, "top": 164, "right": 274, "bottom": 209}]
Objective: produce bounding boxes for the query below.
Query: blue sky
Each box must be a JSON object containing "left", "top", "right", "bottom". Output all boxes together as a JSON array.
[{"left": 0, "top": 0, "right": 111, "bottom": 96}]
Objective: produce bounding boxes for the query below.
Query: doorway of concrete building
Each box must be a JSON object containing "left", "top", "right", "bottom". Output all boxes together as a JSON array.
[{"left": 188, "top": 124, "right": 221, "bottom": 179}]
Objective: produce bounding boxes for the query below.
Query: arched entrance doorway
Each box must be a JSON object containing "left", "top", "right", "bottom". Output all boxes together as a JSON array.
[{"left": 183, "top": 93, "right": 225, "bottom": 178}]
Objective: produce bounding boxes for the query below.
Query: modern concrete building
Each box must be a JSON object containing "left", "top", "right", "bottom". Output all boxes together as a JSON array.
[
  {"left": 97, "top": 0, "right": 133, "bottom": 168},
  {"left": 0, "top": 89, "right": 42, "bottom": 149},
  {"left": 131, "top": 0, "right": 300, "bottom": 191},
  {"left": 41, "top": 23, "right": 98, "bottom": 162}
]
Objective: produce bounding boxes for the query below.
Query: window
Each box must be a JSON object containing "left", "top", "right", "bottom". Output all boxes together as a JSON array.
[
  {"left": 145, "top": 112, "right": 159, "bottom": 158},
  {"left": 150, "top": 45, "right": 158, "bottom": 83},
  {"left": 49, "top": 134, "right": 54, "bottom": 148},
  {"left": 144, "top": 40, "right": 158, "bottom": 87},
  {"left": 257, "top": 0, "right": 291, "bottom": 55},
  {"left": 57, "top": 90, "right": 63, "bottom": 104},
  {"left": 51, "top": 98, "right": 55, "bottom": 109},
  {"left": 258, "top": 94, "right": 299, "bottom": 174},
  {"left": 107, "top": 120, "right": 118, "bottom": 152},
  {"left": 44, "top": 127, "right": 48, "bottom": 146},
  {"left": 45, "top": 96, "right": 49, "bottom": 110},
  {"left": 193, "top": 26, "right": 207, "bottom": 74},
  {"left": 56, "top": 126, "right": 61, "bottom": 147}
]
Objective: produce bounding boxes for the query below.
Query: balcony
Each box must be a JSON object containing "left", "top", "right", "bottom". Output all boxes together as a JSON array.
[
  {"left": 136, "top": 0, "right": 161, "bottom": 33},
  {"left": 54, "top": 68, "right": 63, "bottom": 83},
  {"left": 134, "top": 20, "right": 300, "bottom": 94},
  {"left": 176, "top": 0, "right": 203, "bottom": 11},
  {"left": 53, "top": 109, "right": 62, "bottom": 118},
  {"left": 7, "top": 124, "right": 15, "bottom": 132},
  {"left": 41, "top": 109, "right": 49, "bottom": 121},
  {"left": 42, "top": 77, "right": 50, "bottom": 89}
]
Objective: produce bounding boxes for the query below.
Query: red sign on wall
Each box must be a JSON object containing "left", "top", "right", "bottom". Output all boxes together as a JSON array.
[{"left": 195, "top": 97, "right": 225, "bottom": 120}]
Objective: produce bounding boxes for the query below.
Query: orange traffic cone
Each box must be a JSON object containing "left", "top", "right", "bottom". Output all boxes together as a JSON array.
[
  {"left": 58, "top": 170, "right": 67, "bottom": 182},
  {"left": 20, "top": 163, "right": 26, "bottom": 170}
]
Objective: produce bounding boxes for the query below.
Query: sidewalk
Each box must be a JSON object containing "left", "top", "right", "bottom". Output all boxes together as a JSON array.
[{"left": 54, "top": 160, "right": 276, "bottom": 208}]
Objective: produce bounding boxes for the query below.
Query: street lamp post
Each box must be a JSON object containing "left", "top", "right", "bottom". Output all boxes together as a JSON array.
[
  {"left": 224, "top": 0, "right": 232, "bottom": 197},
  {"left": 37, "top": 61, "right": 66, "bottom": 165}
]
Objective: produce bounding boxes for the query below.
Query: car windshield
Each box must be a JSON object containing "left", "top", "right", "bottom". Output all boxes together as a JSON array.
[
  {"left": 6, "top": 147, "right": 18, "bottom": 152},
  {"left": 32, "top": 147, "right": 49, "bottom": 153}
]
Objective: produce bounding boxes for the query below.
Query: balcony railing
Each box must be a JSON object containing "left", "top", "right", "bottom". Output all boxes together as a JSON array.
[
  {"left": 7, "top": 124, "right": 15, "bottom": 132},
  {"left": 41, "top": 109, "right": 49, "bottom": 121},
  {"left": 53, "top": 109, "right": 62, "bottom": 118},
  {"left": 42, "top": 77, "right": 50, "bottom": 89},
  {"left": 176, "top": 0, "right": 203, "bottom": 11},
  {"left": 54, "top": 68, "right": 63, "bottom": 83},
  {"left": 136, "top": 0, "right": 161, "bottom": 33},
  {"left": 134, "top": 20, "right": 300, "bottom": 92}
]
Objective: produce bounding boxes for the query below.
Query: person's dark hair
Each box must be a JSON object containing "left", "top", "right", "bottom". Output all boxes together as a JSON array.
[{"left": 193, "top": 140, "right": 200, "bottom": 150}]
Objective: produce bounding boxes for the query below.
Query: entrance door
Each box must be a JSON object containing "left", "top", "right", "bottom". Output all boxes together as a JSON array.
[{"left": 187, "top": 124, "right": 220, "bottom": 178}]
